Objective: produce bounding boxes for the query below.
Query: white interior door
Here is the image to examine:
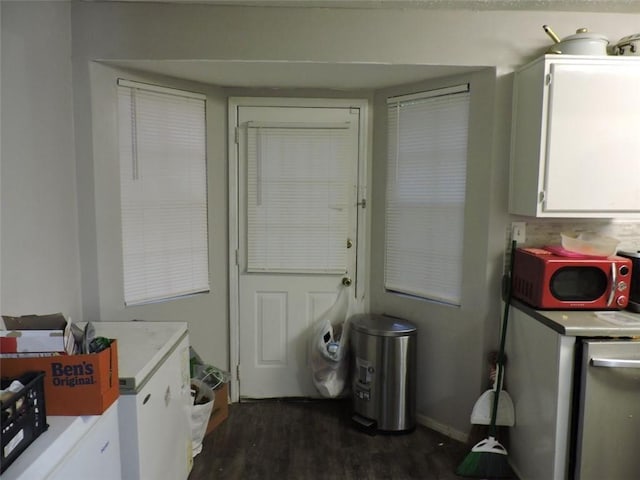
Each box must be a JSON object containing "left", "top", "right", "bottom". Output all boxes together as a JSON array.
[{"left": 235, "top": 102, "right": 361, "bottom": 398}]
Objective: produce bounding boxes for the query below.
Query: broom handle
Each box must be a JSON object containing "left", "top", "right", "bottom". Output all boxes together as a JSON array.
[{"left": 489, "top": 240, "right": 517, "bottom": 437}]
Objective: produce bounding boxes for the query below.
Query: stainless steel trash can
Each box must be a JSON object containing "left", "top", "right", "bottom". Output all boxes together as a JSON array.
[{"left": 350, "top": 314, "right": 417, "bottom": 432}]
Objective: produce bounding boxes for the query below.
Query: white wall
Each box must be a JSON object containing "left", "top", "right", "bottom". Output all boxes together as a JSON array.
[
  {"left": 5, "top": 0, "right": 640, "bottom": 439},
  {"left": 1, "top": 2, "right": 81, "bottom": 322},
  {"left": 88, "top": 65, "right": 374, "bottom": 374},
  {"left": 371, "top": 68, "right": 502, "bottom": 438},
  {"left": 88, "top": 62, "right": 230, "bottom": 370},
  {"left": 69, "top": 3, "right": 640, "bottom": 438},
  {"left": 1, "top": 0, "right": 3, "bottom": 318},
  {"left": 75, "top": 4, "right": 632, "bottom": 439}
]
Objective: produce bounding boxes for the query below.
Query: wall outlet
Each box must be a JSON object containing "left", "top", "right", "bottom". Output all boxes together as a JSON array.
[{"left": 512, "top": 222, "right": 526, "bottom": 243}]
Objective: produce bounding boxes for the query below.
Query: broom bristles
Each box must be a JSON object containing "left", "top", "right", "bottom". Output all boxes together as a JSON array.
[
  {"left": 456, "top": 450, "right": 515, "bottom": 478},
  {"left": 456, "top": 436, "right": 515, "bottom": 478}
]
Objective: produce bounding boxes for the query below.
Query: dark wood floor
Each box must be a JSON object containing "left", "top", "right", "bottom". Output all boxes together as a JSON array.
[{"left": 189, "top": 399, "right": 484, "bottom": 480}]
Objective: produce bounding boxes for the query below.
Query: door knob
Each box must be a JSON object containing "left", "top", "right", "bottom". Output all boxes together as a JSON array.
[{"left": 342, "top": 277, "right": 352, "bottom": 287}]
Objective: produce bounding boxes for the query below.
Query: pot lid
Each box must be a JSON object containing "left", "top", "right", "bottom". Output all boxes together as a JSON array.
[
  {"left": 563, "top": 28, "right": 609, "bottom": 44},
  {"left": 616, "top": 33, "right": 640, "bottom": 45}
]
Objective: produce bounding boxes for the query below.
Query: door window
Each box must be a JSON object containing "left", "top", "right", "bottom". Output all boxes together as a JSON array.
[{"left": 246, "top": 122, "right": 354, "bottom": 274}]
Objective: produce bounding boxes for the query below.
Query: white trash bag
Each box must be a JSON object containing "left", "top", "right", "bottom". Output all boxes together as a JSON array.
[
  {"left": 309, "top": 285, "right": 352, "bottom": 398},
  {"left": 190, "top": 378, "right": 214, "bottom": 457}
]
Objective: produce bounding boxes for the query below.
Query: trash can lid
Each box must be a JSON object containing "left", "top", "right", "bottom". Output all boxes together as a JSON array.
[{"left": 350, "top": 314, "right": 417, "bottom": 337}]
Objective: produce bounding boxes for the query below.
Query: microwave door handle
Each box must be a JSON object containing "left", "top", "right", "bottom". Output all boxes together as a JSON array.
[
  {"left": 591, "top": 357, "right": 640, "bottom": 369},
  {"left": 606, "top": 262, "right": 617, "bottom": 307}
]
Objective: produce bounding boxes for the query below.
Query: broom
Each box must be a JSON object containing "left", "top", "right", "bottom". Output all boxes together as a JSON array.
[{"left": 456, "top": 240, "right": 517, "bottom": 478}]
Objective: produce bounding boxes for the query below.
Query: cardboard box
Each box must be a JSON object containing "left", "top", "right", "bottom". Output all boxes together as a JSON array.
[
  {"left": 0, "top": 340, "right": 119, "bottom": 416},
  {"left": 1, "top": 313, "right": 75, "bottom": 354},
  {"left": 205, "top": 382, "right": 229, "bottom": 436}
]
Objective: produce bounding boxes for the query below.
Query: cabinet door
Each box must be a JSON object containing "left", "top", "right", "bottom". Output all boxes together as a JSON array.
[{"left": 544, "top": 62, "right": 640, "bottom": 213}]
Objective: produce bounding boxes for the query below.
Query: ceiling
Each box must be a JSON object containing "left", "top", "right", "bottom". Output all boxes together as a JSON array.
[
  {"left": 97, "top": 0, "right": 640, "bottom": 90},
  {"left": 89, "top": 0, "right": 640, "bottom": 13}
]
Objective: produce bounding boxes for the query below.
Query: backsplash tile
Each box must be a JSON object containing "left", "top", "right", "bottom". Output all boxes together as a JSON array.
[
  {"left": 503, "top": 219, "right": 640, "bottom": 270},
  {"left": 510, "top": 219, "right": 640, "bottom": 252}
]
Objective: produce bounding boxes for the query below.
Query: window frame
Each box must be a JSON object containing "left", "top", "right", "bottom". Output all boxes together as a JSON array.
[
  {"left": 116, "top": 78, "right": 210, "bottom": 306},
  {"left": 383, "top": 83, "right": 471, "bottom": 306}
]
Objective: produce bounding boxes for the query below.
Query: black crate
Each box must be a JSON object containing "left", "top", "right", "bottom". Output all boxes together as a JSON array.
[{"left": 1, "top": 371, "right": 48, "bottom": 473}]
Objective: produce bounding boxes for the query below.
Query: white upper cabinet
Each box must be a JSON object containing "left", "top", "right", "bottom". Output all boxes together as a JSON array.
[{"left": 509, "top": 55, "right": 640, "bottom": 218}]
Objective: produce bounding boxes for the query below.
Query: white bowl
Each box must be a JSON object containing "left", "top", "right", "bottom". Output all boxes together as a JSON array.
[{"left": 560, "top": 232, "right": 620, "bottom": 257}]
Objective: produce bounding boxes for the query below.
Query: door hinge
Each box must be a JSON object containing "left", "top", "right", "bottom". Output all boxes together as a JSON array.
[
  {"left": 234, "top": 127, "right": 239, "bottom": 144},
  {"left": 235, "top": 249, "right": 239, "bottom": 266},
  {"left": 545, "top": 73, "right": 552, "bottom": 86},
  {"left": 236, "top": 364, "right": 240, "bottom": 381}
]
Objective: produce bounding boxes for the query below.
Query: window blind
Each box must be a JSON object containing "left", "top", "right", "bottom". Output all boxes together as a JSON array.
[
  {"left": 246, "top": 122, "right": 352, "bottom": 273},
  {"left": 117, "top": 79, "right": 209, "bottom": 305},
  {"left": 384, "top": 84, "right": 470, "bottom": 305}
]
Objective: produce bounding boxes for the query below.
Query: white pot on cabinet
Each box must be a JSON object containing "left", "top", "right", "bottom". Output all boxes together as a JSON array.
[{"left": 543, "top": 26, "right": 609, "bottom": 56}]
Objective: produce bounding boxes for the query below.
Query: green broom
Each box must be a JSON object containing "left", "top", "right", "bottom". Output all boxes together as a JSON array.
[{"left": 456, "top": 240, "right": 517, "bottom": 478}]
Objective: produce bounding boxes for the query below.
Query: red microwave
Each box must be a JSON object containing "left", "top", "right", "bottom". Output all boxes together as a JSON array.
[{"left": 512, "top": 247, "right": 633, "bottom": 310}]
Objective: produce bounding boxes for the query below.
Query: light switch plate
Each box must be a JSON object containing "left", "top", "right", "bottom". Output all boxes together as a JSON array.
[{"left": 512, "top": 222, "right": 526, "bottom": 243}]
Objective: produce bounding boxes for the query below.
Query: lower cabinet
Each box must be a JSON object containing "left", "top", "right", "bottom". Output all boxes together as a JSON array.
[{"left": 505, "top": 307, "right": 576, "bottom": 480}]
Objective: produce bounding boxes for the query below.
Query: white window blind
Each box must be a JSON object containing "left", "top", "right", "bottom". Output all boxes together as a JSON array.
[
  {"left": 384, "top": 84, "right": 470, "bottom": 305},
  {"left": 246, "top": 122, "right": 352, "bottom": 273},
  {"left": 117, "top": 79, "right": 209, "bottom": 305}
]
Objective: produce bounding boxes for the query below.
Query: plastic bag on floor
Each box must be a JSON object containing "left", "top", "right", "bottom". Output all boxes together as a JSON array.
[
  {"left": 190, "top": 378, "right": 214, "bottom": 457},
  {"left": 309, "top": 285, "right": 352, "bottom": 398},
  {"left": 189, "top": 347, "right": 231, "bottom": 390}
]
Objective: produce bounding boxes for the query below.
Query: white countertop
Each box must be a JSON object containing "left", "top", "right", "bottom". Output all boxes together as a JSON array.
[{"left": 513, "top": 300, "right": 640, "bottom": 337}]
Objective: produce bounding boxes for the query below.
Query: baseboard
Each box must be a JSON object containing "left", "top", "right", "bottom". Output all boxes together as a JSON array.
[{"left": 415, "top": 413, "right": 469, "bottom": 443}]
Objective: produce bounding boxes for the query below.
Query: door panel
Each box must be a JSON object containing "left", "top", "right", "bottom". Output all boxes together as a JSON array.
[
  {"left": 255, "top": 291, "right": 287, "bottom": 365},
  {"left": 237, "top": 104, "right": 360, "bottom": 398}
]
